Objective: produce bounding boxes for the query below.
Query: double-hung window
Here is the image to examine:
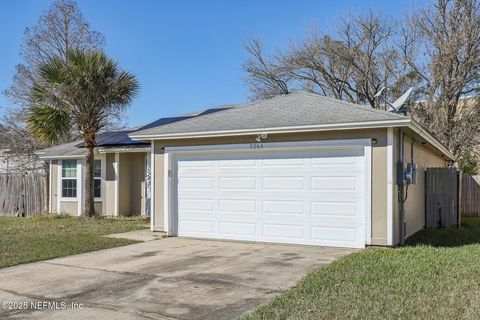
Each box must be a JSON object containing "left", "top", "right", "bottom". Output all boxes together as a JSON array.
[
  {"left": 62, "top": 160, "right": 77, "bottom": 198},
  {"left": 94, "top": 159, "right": 101, "bottom": 198}
]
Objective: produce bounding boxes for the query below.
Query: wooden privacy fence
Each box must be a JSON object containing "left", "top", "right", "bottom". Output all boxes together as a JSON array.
[
  {"left": 461, "top": 175, "right": 480, "bottom": 216},
  {"left": 0, "top": 172, "right": 48, "bottom": 217},
  {"left": 425, "top": 167, "right": 460, "bottom": 228}
]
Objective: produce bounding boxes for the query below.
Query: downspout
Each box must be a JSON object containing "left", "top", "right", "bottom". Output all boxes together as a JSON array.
[
  {"left": 398, "top": 131, "right": 415, "bottom": 246},
  {"left": 398, "top": 131, "right": 406, "bottom": 245}
]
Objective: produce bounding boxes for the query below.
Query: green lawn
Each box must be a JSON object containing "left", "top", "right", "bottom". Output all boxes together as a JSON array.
[
  {"left": 0, "top": 215, "right": 147, "bottom": 269},
  {"left": 241, "top": 217, "right": 480, "bottom": 320}
]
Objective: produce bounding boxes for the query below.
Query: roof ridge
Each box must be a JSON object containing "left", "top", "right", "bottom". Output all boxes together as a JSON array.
[
  {"left": 131, "top": 94, "right": 307, "bottom": 135},
  {"left": 299, "top": 91, "right": 408, "bottom": 119}
]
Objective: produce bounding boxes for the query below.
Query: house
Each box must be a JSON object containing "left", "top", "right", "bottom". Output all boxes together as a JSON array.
[{"left": 37, "top": 92, "right": 455, "bottom": 248}]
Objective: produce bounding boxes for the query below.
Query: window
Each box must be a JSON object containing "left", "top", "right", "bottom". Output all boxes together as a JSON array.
[
  {"left": 62, "top": 160, "right": 77, "bottom": 198},
  {"left": 94, "top": 159, "right": 101, "bottom": 198}
]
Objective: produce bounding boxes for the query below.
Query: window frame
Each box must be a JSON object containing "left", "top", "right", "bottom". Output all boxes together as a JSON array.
[
  {"left": 94, "top": 159, "right": 102, "bottom": 199},
  {"left": 60, "top": 159, "right": 78, "bottom": 201}
]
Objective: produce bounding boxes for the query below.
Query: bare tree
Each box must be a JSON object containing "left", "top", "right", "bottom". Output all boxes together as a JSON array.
[
  {"left": 243, "top": 37, "right": 291, "bottom": 100},
  {"left": 243, "top": 1, "right": 480, "bottom": 172},
  {"left": 0, "top": 0, "right": 105, "bottom": 170},
  {"left": 405, "top": 0, "right": 480, "bottom": 171},
  {"left": 5, "top": 0, "right": 105, "bottom": 105},
  {"left": 244, "top": 11, "right": 412, "bottom": 107}
]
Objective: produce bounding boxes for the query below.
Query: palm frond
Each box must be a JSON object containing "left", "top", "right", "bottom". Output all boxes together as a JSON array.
[{"left": 26, "top": 106, "right": 71, "bottom": 144}]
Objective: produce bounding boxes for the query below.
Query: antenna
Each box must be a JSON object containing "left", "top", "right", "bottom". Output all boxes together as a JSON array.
[
  {"left": 374, "top": 87, "right": 385, "bottom": 98},
  {"left": 374, "top": 87, "right": 413, "bottom": 114}
]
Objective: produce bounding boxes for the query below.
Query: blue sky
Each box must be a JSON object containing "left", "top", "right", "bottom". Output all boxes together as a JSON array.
[{"left": 0, "top": 0, "right": 427, "bottom": 127}]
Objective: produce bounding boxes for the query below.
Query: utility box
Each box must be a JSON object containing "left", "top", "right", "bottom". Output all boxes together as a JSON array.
[
  {"left": 405, "top": 163, "right": 417, "bottom": 184},
  {"left": 397, "top": 162, "right": 417, "bottom": 185}
]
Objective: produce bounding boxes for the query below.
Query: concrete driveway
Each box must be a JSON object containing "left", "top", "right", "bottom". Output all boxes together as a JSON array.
[{"left": 0, "top": 237, "right": 353, "bottom": 320}]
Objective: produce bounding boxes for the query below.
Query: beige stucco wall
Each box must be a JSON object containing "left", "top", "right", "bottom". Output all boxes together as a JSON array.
[
  {"left": 130, "top": 153, "right": 146, "bottom": 215},
  {"left": 48, "top": 152, "right": 146, "bottom": 217},
  {"left": 400, "top": 133, "right": 447, "bottom": 239},
  {"left": 118, "top": 152, "right": 146, "bottom": 216},
  {"left": 391, "top": 129, "right": 448, "bottom": 244},
  {"left": 119, "top": 153, "right": 131, "bottom": 215},
  {"left": 59, "top": 201, "right": 77, "bottom": 215},
  {"left": 153, "top": 129, "right": 390, "bottom": 245}
]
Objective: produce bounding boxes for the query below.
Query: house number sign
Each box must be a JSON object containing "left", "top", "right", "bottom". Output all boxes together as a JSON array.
[{"left": 249, "top": 143, "right": 264, "bottom": 149}]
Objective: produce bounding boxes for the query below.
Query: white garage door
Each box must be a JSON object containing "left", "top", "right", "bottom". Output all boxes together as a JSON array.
[{"left": 173, "top": 143, "right": 370, "bottom": 248}]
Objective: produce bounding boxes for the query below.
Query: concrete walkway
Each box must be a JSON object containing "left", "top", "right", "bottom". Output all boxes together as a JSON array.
[
  {"left": 104, "top": 229, "right": 167, "bottom": 242},
  {"left": 0, "top": 238, "right": 354, "bottom": 320}
]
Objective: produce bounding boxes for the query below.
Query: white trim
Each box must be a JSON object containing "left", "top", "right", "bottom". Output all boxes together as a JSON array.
[
  {"left": 145, "top": 152, "right": 151, "bottom": 217},
  {"left": 364, "top": 142, "right": 372, "bottom": 245},
  {"left": 165, "top": 138, "right": 373, "bottom": 154},
  {"left": 131, "top": 119, "right": 411, "bottom": 140},
  {"left": 163, "top": 152, "right": 170, "bottom": 234},
  {"left": 150, "top": 142, "right": 155, "bottom": 230},
  {"left": 386, "top": 127, "right": 394, "bottom": 246},
  {"left": 407, "top": 121, "right": 455, "bottom": 160},
  {"left": 163, "top": 138, "right": 372, "bottom": 247},
  {"left": 48, "top": 160, "right": 52, "bottom": 213},
  {"left": 97, "top": 147, "right": 150, "bottom": 153},
  {"left": 77, "top": 160, "right": 83, "bottom": 216},
  {"left": 93, "top": 155, "right": 106, "bottom": 214},
  {"left": 114, "top": 153, "right": 119, "bottom": 217},
  {"left": 39, "top": 155, "right": 84, "bottom": 160},
  {"left": 58, "top": 159, "right": 80, "bottom": 207},
  {"left": 56, "top": 161, "right": 61, "bottom": 213}
]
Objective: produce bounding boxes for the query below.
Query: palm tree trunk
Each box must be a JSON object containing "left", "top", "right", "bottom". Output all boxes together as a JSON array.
[{"left": 84, "top": 133, "right": 96, "bottom": 217}]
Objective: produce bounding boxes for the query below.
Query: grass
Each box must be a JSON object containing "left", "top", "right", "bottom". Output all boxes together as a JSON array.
[
  {"left": 0, "top": 215, "right": 148, "bottom": 269},
  {"left": 240, "top": 217, "right": 480, "bottom": 320}
]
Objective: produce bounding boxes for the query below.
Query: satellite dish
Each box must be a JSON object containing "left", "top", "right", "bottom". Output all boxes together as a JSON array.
[
  {"left": 375, "top": 87, "right": 413, "bottom": 113},
  {"left": 390, "top": 87, "right": 413, "bottom": 112},
  {"left": 374, "top": 87, "right": 386, "bottom": 98}
]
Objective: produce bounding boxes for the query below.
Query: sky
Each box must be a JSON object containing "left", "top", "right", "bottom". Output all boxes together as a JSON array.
[{"left": 0, "top": 0, "right": 428, "bottom": 128}]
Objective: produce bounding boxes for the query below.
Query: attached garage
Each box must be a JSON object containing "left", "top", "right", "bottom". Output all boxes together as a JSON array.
[
  {"left": 129, "top": 91, "right": 455, "bottom": 248},
  {"left": 165, "top": 140, "right": 371, "bottom": 248}
]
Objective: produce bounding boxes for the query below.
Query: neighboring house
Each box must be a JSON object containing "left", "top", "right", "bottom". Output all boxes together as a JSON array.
[
  {"left": 37, "top": 92, "right": 455, "bottom": 248},
  {"left": 0, "top": 150, "right": 44, "bottom": 173}
]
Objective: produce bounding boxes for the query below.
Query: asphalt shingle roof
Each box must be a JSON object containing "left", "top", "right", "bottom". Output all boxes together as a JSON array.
[{"left": 131, "top": 91, "right": 408, "bottom": 137}]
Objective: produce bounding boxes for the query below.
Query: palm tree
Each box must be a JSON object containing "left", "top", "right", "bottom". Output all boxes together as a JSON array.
[{"left": 27, "top": 50, "right": 139, "bottom": 217}]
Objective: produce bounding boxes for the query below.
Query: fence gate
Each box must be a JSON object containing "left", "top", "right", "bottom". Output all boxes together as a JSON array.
[{"left": 425, "top": 167, "right": 460, "bottom": 228}]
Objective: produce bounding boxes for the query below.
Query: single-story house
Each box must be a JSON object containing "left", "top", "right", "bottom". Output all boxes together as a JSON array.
[{"left": 37, "top": 92, "right": 455, "bottom": 248}]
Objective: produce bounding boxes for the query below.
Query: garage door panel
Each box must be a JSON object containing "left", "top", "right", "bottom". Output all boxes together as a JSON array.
[
  {"left": 311, "top": 201, "right": 357, "bottom": 216},
  {"left": 310, "top": 176, "right": 357, "bottom": 191},
  {"left": 218, "top": 159, "right": 257, "bottom": 168},
  {"left": 262, "top": 224, "right": 304, "bottom": 239},
  {"left": 218, "top": 222, "right": 257, "bottom": 236},
  {"left": 175, "top": 146, "right": 368, "bottom": 248},
  {"left": 178, "top": 177, "right": 214, "bottom": 189},
  {"left": 262, "top": 158, "right": 304, "bottom": 167},
  {"left": 262, "top": 200, "right": 304, "bottom": 215},
  {"left": 178, "top": 160, "right": 214, "bottom": 168},
  {"left": 263, "top": 176, "right": 304, "bottom": 191},
  {"left": 219, "top": 199, "right": 257, "bottom": 214},
  {"left": 310, "top": 226, "right": 359, "bottom": 243},
  {"left": 180, "top": 220, "right": 215, "bottom": 233},
  {"left": 219, "top": 177, "right": 257, "bottom": 190},
  {"left": 178, "top": 198, "right": 214, "bottom": 211}
]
